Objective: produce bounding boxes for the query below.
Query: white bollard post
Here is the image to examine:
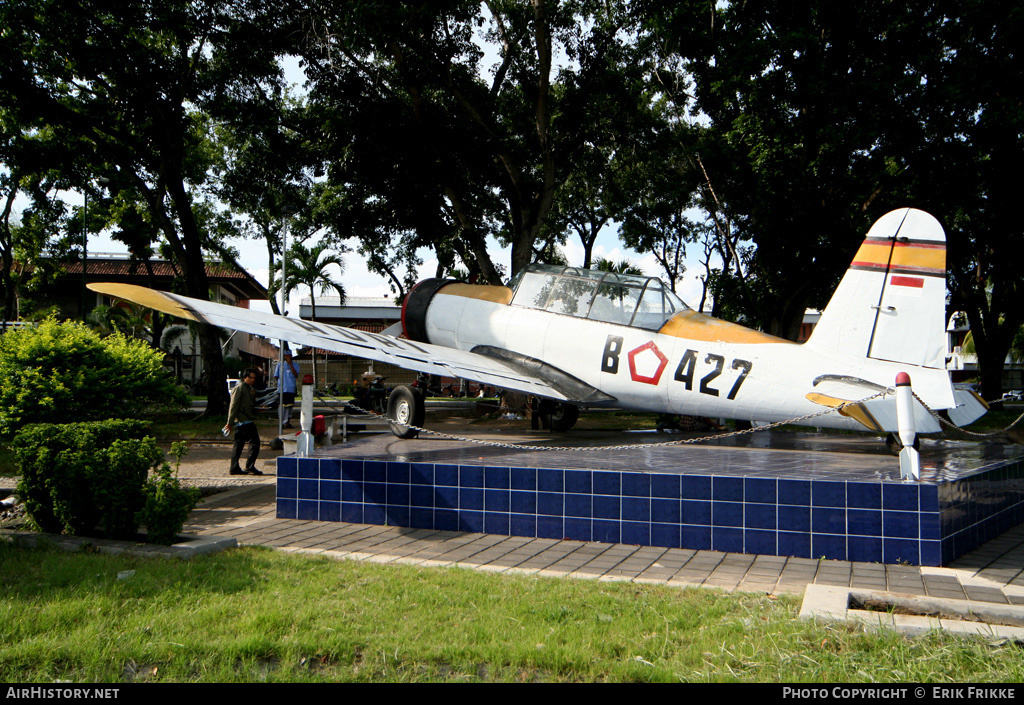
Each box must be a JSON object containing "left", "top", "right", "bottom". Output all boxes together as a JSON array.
[
  {"left": 895, "top": 371, "right": 920, "bottom": 481},
  {"left": 297, "top": 373, "right": 315, "bottom": 457}
]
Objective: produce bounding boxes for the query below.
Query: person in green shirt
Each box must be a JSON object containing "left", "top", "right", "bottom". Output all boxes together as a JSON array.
[{"left": 224, "top": 368, "right": 264, "bottom": 475}]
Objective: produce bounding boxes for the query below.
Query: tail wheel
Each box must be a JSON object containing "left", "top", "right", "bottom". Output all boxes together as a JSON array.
[
  {"left": 387, "top": 385, "right": 425, "bottom": 439},
  {"left": 539, "top": 400, "right": 579, "bottom": 432}
]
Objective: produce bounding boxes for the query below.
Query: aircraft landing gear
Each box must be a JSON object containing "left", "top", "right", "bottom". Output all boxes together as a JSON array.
[
  {"left": 387, "top": 385, "right": 425, "bottom": 439},
  {"left": 538, "top": 400, "right": 579, "bottom": 432}
]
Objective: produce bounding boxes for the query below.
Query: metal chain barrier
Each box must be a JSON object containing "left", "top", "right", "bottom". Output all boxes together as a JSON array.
[
  {"left": 314, "top": 388, "right": 896, "bottom": 452},
  {"left": 912, "top": 391, "right": 1024, "bottom": 438}
]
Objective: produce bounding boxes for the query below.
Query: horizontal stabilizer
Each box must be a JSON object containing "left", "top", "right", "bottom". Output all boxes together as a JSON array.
[
  {"left": 947, "top": 388, "right": 989, "bottom": 428},
  {"left": 805, "top": 391, "right": 942, "bottom": 433}
]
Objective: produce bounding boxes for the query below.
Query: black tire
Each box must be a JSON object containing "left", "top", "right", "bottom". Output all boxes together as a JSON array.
[
  {"left": 387, "top": 385, "right": 425, "bottom": 439},
  {"left": 539, "top": 400, "right": 579, "bottom": 432}
]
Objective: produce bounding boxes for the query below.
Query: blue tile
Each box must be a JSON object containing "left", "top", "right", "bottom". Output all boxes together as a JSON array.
[
  {"left": 920, "top": 540, "right": 942, "bottom": 567},
  {"left": 847, "top": 482, "right": 881, "bottom": 509},
  {"left": 537, "top": 515, "right": 563, "bottom": 539},
  {"left": 713, "top": 501, "right": 743, "bottom": 528},
  {"left": 778, "top": 504, "right": 810, "bottom": 532},
  {"left": 277, "top": 457, "right": 297, "bottom": 478},
  {"left": 622, "top": 497, "right": 651, "bottom": 523},
  {"left": 847, "top": 537, "right": 883, "bottom": 563},
  {"left": 387, "top": 483, "right": 409, "bottom": 507},
  {"left": 321, "top": 480, "right": 341, "bottom": 502},
  {"left": 812, "top": 480, "right": 846, "bottom": 508},
  {"left": 712, "top": 526, "right": 743, "bottom": 553},
  {"left": 510, "top": 490, "right": 537, "bottom": 515},
  {"left": 593, "top": 520, "right": 621, "bottom": 544},
  {"left": 593, "top": 494, "right": 621, "bottom": 520},
  {"left": 883, "top": 484, "right": 919, "bottom": 511},
  {"left": 778, "top": 531, "right": 811, "bottom": 559},
  {"left": 847, "top": 508, "right": 881, "bottom": 536},
  {"left": 297, "top": 499, "right": 319, "bottom": 521},
  {"left": 363, "top": 482, "right": 387, "bottom": 504},
  {"left": 436, "top": 485, "right": 459, "bottom": 508},
  {"left": 919, "top": 511, "right": 941, "bottom": 541},
  {"left": 651, "top": 497, "right": 680, "bottom": 524},
  {"left": 745, "top": 478, "right": 777, "bottom": 505},
  {"left": 883, "top": 510, "right": 919, "bottom": 539},
  {"left": 484, "top": 512, "right": 510, "bottom": 535},
  {"left": 812, "top": 533, "right": 846, "bottom": 561},
  {"left": 778, "top": 479, "right": 811, "bottom": 506},
  {"left": 652, "top": 523, "right": 681, "bottom": 549},
  {"left": 538, "top": 468, "right": 564, "bottom": 493},
  {"left": 681, "top": 499, "right": 711, "bottom": 525},
  {"left": 919, "top": 484, "right": 939, "bottom": 510},
  {"left": 510, "top": 467, "right": 537, "bottom": 491},
  {"left": 564, "top": 517, "right": 592, "bottom": 542},
  {"left": 681, "top": 475, "right": 711, "bottom": 500},
  {"left": 744, "top": 529, "right": 777, "bottom": 555},
  {"left": 651, "top": 474, "right": 680, "bottom": 498},
  {"left": 681, "top": 524, "right": 712, "bottom": 550},
  {"left": 746, "top": 503, "right": 776, "bottom": 530},
  {"left": 341, "top": 459, "right": 362, "bottom": 480},
  {"left": 319, "top": 501, "right": 341, "bottom": 522},
  {"left": 537, "top": 492, "right": 563, "bottom": 516},
  {"left": 410, "top": 507, "right": 434, "bottom": 529},
  {"left": 485, "top": 489, "right": 510, "bottom": 513},
  {"left": 434, "top": 464, "right": 459, "bottom": 486},
  {"left": 411, "top": 485, "right": 435, "bottom": 508},
  {"left": 883, "top": 538, "right": 919, "bottom": 565},
  {"left": 713, "top": 477, "right": 743, "bottom": 502},
  {"left": 341, "top": 502, "right": 362, "bottom": 523},
  {"left": 622, "top": 521, "right": 650, "bottom": 546},
  {"left": 460, "top": 488, "right": 484, "bottom": 511},
  {"left": 298, "top": 459, "right": 319, "bottom": 479},
  {"left": 565, "top": 493, "right": 592, "bottom": 518},
  {"left": 510, "top": 513, "right": 537, "bottom": 537},
  {"left": 363, "top": 503, "right": 386, "bottom": 524},
  {"left": 276, "top": 498, "right": 297, "bottom": 519},
  {"left": 277, "top": 477, "right": 297, "bottom": 499},
  {"left": 320, "top": 459, "right": 341, "bottom": 480},
  {"left": 410, "top": 463, "right": 433, "bottom": 485},
  {"left": 593, "top": 471, "right": 621, "bottom": 496},
  {"left": 460, "top": 465, "right": 484, "bottom": 488},
  {"left": 622, "top": 473, "right": 650, "bottom": 497},
  {"left": 565, "top": 469, "right": 592, "bottom": 494},
  {"left": 435, "top": 509, "right": 459, "bottom": 531},
  {"left": 298, "top": 479, "right": 320, "bottom": 501},
  {"left": 485, "top": 466, "right": 511, "bottom": 489},
  {"left": 811, "top": 507, "right": 845, "bottom": 535},
  {"left": 460, "top": 511, "right": 484, "bottom": 533},
  {"left": 363, "top": 460, "right": 387, "bottom": 482}
]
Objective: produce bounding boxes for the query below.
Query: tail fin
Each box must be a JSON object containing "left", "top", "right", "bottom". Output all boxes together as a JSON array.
[{"left": 807, "top": 208, "right": 948, "bottom": 369}]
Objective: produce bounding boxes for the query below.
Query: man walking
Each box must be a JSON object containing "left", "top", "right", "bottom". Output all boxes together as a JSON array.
[{"left": 224, "top": 368, "right": 263, "bottom": 475}]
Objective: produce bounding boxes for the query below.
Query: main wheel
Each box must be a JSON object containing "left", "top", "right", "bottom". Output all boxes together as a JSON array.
[
  {"left": 387, "top": 385, "right": 425, "bottom": 439},
  {"left": 539, "top": 400, "right": 579, "bottom": 432}
]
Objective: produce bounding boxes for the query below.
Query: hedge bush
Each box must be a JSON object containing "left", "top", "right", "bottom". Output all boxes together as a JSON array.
[
  {"left": 13, "top": 419, "right": 200, "bottom": 543},
  {"left": 0, "top": 319, "right": 188, "bottom": 436}
]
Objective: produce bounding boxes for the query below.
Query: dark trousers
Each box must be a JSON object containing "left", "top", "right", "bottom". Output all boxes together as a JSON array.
[{"left": 231, "top": 422, "right": 260, "bottom": 472}]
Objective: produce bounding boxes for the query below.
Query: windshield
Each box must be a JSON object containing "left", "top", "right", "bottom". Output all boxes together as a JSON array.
[{"left": 508, "top": 263, "right": 688, "bottom": 330}]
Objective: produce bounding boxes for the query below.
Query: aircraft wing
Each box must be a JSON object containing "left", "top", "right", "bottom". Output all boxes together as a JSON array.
[{"left": 88, "top": 283, "right": 571, "bottom": 401}]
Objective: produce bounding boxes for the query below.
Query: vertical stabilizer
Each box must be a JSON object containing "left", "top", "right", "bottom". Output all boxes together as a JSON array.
[{"left": 807, "top": 208, "right": 947, "bottom": 369}]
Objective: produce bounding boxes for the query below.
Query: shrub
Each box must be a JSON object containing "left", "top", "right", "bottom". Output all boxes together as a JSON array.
[
  {"left": 13, "top": 419, "right": 155, "bottom": 536},
  {"left": 136, "top": 442, "right": 202, "bottom": 545},
  {"left": 0, "top": 319, "right": 188, "bottom": 436}
]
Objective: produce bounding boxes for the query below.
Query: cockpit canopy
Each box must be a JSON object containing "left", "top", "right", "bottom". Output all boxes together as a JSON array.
[{"left": 507, "top": 263, "right": 689, "bottom": 331}]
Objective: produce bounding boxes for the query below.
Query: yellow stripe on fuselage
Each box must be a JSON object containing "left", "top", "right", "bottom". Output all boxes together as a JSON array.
[
  {"left": 658, "top": 310, "right": 792, "bottom": 345},
  {"left": 805, "top": 392, "right": 884, "bottom": 432},
  {"left": 438, "top": 283, "right": 514, "bottom": 305}
]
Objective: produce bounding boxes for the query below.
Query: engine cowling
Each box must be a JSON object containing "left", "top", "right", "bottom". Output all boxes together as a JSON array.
[{"left": 401, "top": 278, "right": 456, "bottom": 344}]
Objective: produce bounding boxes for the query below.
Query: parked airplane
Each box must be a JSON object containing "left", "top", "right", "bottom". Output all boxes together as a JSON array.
[{"left": 89, "top": 207, "right": 986, "bottom": 442}]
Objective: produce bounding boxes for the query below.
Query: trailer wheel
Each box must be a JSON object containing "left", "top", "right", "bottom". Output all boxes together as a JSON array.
[{"left": 540, "top": 400, "right": 579, "bottom": 432}]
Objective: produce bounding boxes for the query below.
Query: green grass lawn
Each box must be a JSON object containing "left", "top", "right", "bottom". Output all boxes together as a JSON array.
[{"left": 1, "top": 543, "right": 1021, "bottom": 683}]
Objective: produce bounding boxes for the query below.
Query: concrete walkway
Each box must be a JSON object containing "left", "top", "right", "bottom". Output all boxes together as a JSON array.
[{"left": 185, "top": 481, "right": 1024, "bottom": 605}]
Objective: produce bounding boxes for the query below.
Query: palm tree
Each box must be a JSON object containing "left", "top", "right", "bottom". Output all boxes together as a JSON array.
[{"left": 274, "top": 241, "right": 346, "bottom": 386}]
